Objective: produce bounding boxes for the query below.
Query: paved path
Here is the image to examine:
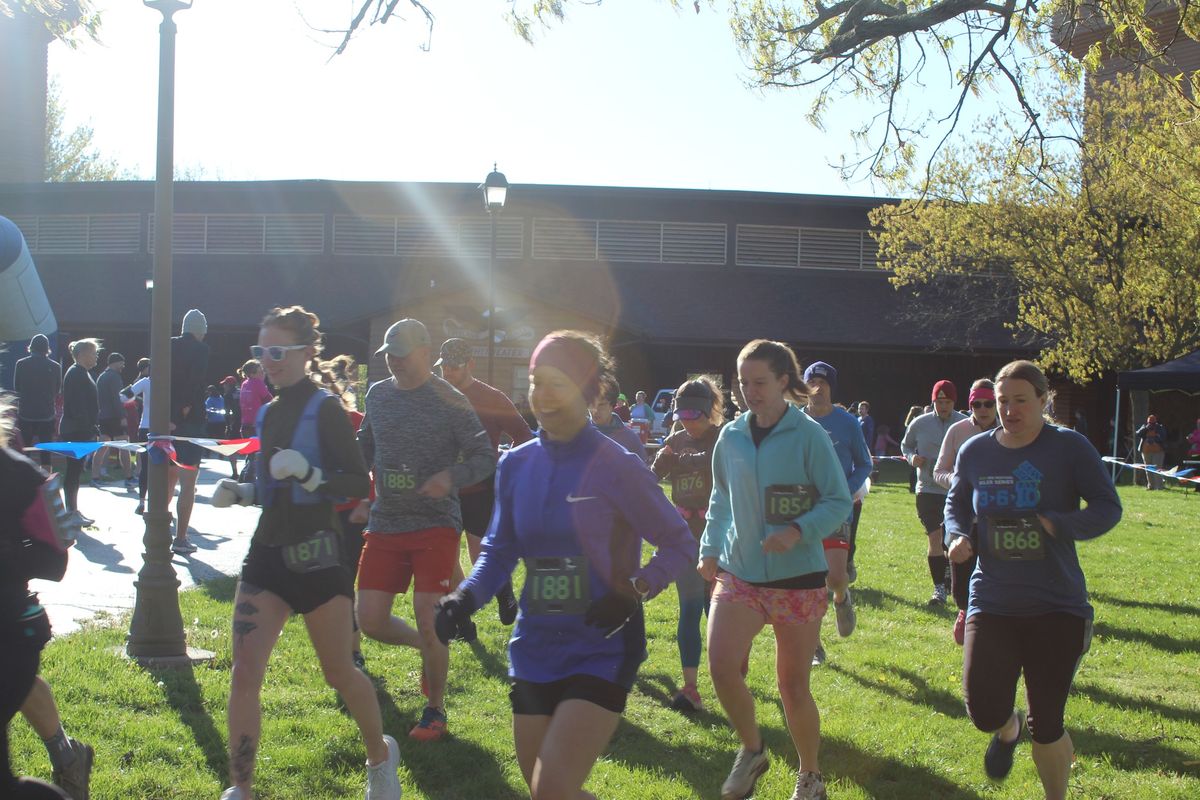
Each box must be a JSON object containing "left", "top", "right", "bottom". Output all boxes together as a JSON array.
[{"left": 30, "top": 457, "right": 261, "bottom": 635}]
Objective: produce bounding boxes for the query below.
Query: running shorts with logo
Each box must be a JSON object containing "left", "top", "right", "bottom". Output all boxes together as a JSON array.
[
  {"left": 822, "top": 521, "right": 852, "bottom": 551},
  {"left": 357, "top": 527, "right": 459, "bottom": 595},
  {"left": 239, "top": 542, "right": 354, "bottom": 614}
]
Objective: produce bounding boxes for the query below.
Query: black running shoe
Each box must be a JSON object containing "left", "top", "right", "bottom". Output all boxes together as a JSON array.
[{"left": 984, "top": 709, "right": 1025, "bottom": 780}]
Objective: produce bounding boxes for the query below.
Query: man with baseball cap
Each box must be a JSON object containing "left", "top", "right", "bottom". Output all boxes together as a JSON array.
[
  {"left": 355, "top": 320, "right": 496, "bottom": 741},
  {"left": 1135, "top": 414, "right": 1168, "bottom": 490},
  {"left": 901, "top": 379, "right": 967, "bottom": 604},
  {"left": 435, "top": 338, "right": 534, "bottom": 631},
  {"left": 802, "top": 361, "right": 873, "bottom": 664}
]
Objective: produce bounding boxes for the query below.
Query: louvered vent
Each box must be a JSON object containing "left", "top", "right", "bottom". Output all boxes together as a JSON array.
[
  {"left": 333, "top": 216, "right": 396, "bottom": 255},
  {"left": 736, "top": 225, "right": 799, "bottom": 268},
  {"left": 458, "top": 219, "right": 524, "bottom": 259},
  {"left": 265, "top": 215, "right": 324, "bottom": 254},
  {"left": 598, "top": 220, "right": 661, "bottom": 262},
  {"left": 206, "top": 215, "right": 264, "bottom": 253},
  {"left": 799, "top": 228, "right": 865, "bottom": 270},
  {"left": 8, "top": 215, "right": 39, "bottom": 250},
  {"left": 395, "top": 218, "right": 451, "bottom": 258},
  {"left": 148, "top": 214, "right": 207, "bottom": 254},
  {"left": 533, "top": 218, "right": 598, "bottom": 260},
  {"left": 33, "top": 215, "right": 89, "bottom": 254},
  {"left": 663, "top": 222, "right": 726, "bottom": 264},
  {"left": 86, "top": 214, "right": 141, "bottom": 253}
]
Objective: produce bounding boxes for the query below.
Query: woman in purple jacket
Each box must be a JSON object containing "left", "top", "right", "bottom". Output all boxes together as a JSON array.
[{"left": 435, "top": 331, "right": 696, "bottom": 800}]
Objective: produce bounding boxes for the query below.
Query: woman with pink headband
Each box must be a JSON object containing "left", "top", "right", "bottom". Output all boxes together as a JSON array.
[{"left": 933, "top": 377, "right": 999, "bottom": 645}]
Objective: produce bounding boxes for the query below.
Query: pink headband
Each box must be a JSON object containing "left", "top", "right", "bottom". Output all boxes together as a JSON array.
[
  {"left": 530, "top": 335, "right": 600, "bottom": 401},
  {"left": 969, "top": 387, "right": 995, "bottom": 405}
]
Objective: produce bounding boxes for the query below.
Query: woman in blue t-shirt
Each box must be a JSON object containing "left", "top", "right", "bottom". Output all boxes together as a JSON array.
[{"left": 945, "top": 360, "right": 1121, "bottom": 800}]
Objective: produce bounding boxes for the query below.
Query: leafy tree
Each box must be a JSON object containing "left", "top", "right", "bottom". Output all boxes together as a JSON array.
[
  {"left": 0, "top": 0, "right": 99, "bottom": 43},
  {"left": 44, "top": 79, "right": 127, "bottom": 181},
  {"left": 871, "top": 73, "right": 1200, "bottom": 383},
  {"left": 335, "top": 1, "right": 1200, "bottom": 184}
]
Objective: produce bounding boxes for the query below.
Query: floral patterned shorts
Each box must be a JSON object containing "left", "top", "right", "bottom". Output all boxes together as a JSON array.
[{"left": 712, "top": 571, "right": 828, "bottom": 626}]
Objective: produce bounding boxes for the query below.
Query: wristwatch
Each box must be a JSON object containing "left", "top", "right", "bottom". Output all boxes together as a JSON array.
[{"left": 629, "top": 576, "right": 650, "bottom": 601}]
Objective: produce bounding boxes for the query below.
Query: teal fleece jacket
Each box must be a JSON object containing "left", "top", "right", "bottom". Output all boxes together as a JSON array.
[{"left": 700, "top": 404, "right": 852, "bottom": 582}]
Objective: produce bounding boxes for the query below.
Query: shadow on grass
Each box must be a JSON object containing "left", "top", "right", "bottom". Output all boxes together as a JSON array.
[
  {"left": 1074, "top": 682, "right": 1200, "bottom": 727},
  {"left": 150, "top": 664, "right": 227, "bottom": 783},
  {"left": 635, "top": 670, "right": 728, "bottom": 727},
  {"left": 1092, "top": 620, "right": 1200, "bottom": 655},
  {"left": 850, "top": 586, "right": 956, "bottom": 619},
  {"left": 1090, "top": 591, "right": 1200, "bottom": 618},
  {"left": 201, "top": 576, "right": 239, "bottom": 604},
  {"left": 820, "top": 733, "right": 988, "bottom": 799},
  {"left": 824, "top": 661, "right": 967, "bottom": 720},
  {"left": 609, "top": 712, "right": 731, "bottom": 798},
  {"left": 1073, "top": 726, "right": 1196, "bottom": 776},
  {"left": 365, "top": 673, "right": 524, "bottom": 800}
]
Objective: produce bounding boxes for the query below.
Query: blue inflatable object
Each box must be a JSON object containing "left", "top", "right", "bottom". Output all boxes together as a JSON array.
[{"left": 0, "top": 215, "right": 58, "bottom": 390}]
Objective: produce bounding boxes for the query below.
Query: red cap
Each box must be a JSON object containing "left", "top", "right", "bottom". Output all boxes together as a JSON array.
[
  {"left": 932, "top": 379, "right": 957, "bottom": 403},
  {"left": 221, "top": 375, "right": 237, "bottom": 385}
]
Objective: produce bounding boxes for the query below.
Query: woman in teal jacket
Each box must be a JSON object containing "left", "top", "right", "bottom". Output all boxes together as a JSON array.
[{"left": 699, "top": 339, "right": 851, "bottom": 800}]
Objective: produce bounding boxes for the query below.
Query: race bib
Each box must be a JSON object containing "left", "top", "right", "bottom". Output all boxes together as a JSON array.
[
  {"left": 672, "top": 471, "right": 709, "bottom": 507},
  {"left": 983, "top": 514, "right": 1046, "bottom": 561},
  {"left": 282, "top": 530, "right": 340, "bottom": 573},
  {"left": 525, "top": 555, "right": 590, "bottom": 615},
  {"left": 764, "top": 484, "right": 815, "bottom": 525},
  {"left": 378, "top": 466, "right": 417, "bottom": 497}
]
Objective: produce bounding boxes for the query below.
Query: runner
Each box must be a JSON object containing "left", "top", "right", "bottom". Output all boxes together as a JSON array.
[
  {"left": 801, "top": 361, "right": 872, "bottom": 666},
  {"left": 649, "top": 376, "right": 724, "bottom": 713},
  {"left": 1, "top": 393, "right": 75, "bottom": 799},
  {"left": 901, "top": 380, "right": 967, "bottom": 604},
  {"left": 433, "top": 330, "right": 696, "bottom": 800},
  {"left": 355, "top": 319, "right": 495, "bottom": 741},
  {"left": 238, "top": 360, "right": 272, "bottom": 438},
  {"left": 945, "top": 360, "right": 1121, "bottom": 800},
  {"left": 123, "top": 359, "right": 153, "bottom": 515},
  {"left": 221, "top": 376, "right": 242, "bottom": 478},
  {"left": 59, "top": 339, "right": 101, "bottom": 526},
  {"left": 167, "top": 309, "right": 210, "bottom": 554},
  {"left": 12, "top": 334, "right": 60, "bottom": 469},
  {"left": 92, "top": 352, "right": 133, "bottom": 488},
  {"left": 18, "top": 678, "right": 93, "bottom": 800},
  {"left": 210, "top": 305, "right": 400, "bottom": 800},
  {"left": 700, "top": 340, "right": 852, "bottom": 800},
  {"left": 933, "top": 378, "right": 998, "bottom": 645},
  {"left": 590, "top": 377, "right": 647, "bottom": 462},
  {"left": 1134, "top": 415, "right": 1167, "bottom": 490},
  {"left": 437, "top": 338, "right": 533, "bottom": 629}
]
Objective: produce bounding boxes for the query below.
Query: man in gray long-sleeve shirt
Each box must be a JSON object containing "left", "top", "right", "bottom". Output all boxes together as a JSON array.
[
  {"left": 354, "top": 318, "right": 495, "bottom": 741},
  {"left": 901, "top": 379, "right": 967, "bottom": 606}
]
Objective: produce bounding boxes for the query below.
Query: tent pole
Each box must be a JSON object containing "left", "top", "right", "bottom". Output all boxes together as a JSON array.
[{"left": 1111, "top": 386, "right": 1121, "bottom": 481}]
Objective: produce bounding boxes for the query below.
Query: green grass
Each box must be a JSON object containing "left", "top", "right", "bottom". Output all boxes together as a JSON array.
[{"left": 11, "top": 482, "right": 1200, "bottom": 798}]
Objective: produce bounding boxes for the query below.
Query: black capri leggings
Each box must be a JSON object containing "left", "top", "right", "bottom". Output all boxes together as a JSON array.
[
  {"left": 1, "top": 611, "right": 66, "bottom": 798},
  {"left": 963, "top": 611, "right": 1092, "bottom": 744}
]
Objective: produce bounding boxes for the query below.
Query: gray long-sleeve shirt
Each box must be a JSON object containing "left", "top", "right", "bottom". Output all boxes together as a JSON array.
[
  {"left": 13, "top": 353, "right": 61, "bottom": 422},
  {"left": 902, "top": 410, "right": 968, "bottom": 495},
  {"left": 358, "top": 375, "right": 496, "bottom": 534}
]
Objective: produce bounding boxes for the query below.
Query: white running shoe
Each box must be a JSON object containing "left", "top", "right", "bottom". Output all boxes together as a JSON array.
[
  {"left": 219, "top": 788, "right": 247, "bottom": 800},
  {"left": 790, "top": 770, "right": 828, "bottom": 800},
  {"left": 720, "top": 744, "right": 768, "bottom": 800},
  {"left": 365, "top": 734, "right": 402, "bottom": 800}
]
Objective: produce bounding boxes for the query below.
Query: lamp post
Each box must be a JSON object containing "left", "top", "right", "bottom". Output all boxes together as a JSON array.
[
  {"left": 127, "top": 0, "right": 193, "bottom": 662},
  {"left": 480, "top": 165, "right": 508, "bottom": 386}
]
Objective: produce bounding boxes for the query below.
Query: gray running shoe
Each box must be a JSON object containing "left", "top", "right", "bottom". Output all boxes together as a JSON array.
[
  {"left": 365, "top": 734, "right": 403, "bottom": 800},
  {"left": 835, "top": 589, "right": 856, "bottom": 637},
  {"left": 928, "top": 584, "right": 948, "bottom": 605},
  {"left": 811, "top": 642, "right": 826, "bottom": 666},
  {"left": 219, "top": 788, "right": 247, "bottom": 800},
  {"left": 53, "top": 738, "right": 94, "bottom": 800},
  {"left": 720, "top": 744, "right": 769, "bottom": 800},
  {"left": 790, "top": 770, "right": 828, "bottom": 800}
]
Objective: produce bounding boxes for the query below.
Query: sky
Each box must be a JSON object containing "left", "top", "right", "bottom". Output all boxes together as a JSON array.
[{"left": 47, "top": 1, "right": 910, "bottom": 197}]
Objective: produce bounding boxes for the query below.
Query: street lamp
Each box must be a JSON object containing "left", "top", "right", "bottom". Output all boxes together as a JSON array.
[
  {"left": 480, "top": 165, "right": 507, "bottom": 385},
  {"left": 127, "top": 0, "right": 196, "bottom": 663}
]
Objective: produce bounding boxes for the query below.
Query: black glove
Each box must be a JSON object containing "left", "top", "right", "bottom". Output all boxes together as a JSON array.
[
  {"left": 434, "top": 588, "right": 476, "bottom": 646},
  {"left": 584, "top": 590, "right": 640, "bottom": 638}
]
